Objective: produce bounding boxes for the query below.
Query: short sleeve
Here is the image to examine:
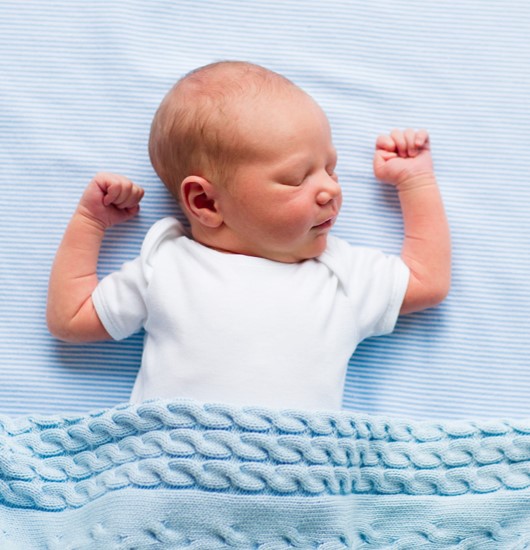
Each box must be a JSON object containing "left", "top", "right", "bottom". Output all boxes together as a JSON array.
[
  {"left": 92, "top": 217, "right": 187, "bottom": 341},
  {"left": 320, "top": 236, "right": 410, "bottom": 342},
  {"left": 92, "top": 256, "right": 147, "bottom": 340}
]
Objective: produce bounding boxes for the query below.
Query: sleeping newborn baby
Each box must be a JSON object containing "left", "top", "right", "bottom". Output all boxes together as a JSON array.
[{"left": 47, "top": 61, "right": 450, "bottom": 410}]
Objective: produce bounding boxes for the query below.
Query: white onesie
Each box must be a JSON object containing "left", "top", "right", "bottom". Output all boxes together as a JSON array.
[{"left": 92, "top": 217, "right": 409, "bottom": 410}]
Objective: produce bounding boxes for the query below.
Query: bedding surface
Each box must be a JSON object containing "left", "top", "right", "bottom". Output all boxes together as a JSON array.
[{"left": 1, "top": 1, "right": 530, "bottom": 419}]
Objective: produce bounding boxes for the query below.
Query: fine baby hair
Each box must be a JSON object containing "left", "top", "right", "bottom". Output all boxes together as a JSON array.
[{"left": 149, "top": 61, "right": 302, "bottom": 201}]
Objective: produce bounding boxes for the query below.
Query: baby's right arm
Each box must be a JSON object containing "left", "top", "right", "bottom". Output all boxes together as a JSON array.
[{"left": 46, "top": 173, "right": 144, "bottom": 342}]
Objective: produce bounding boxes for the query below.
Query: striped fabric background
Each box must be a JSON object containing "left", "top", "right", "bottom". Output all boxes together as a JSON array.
[{"left": 1, "top": 1, "right": 529, "bottom": 419}]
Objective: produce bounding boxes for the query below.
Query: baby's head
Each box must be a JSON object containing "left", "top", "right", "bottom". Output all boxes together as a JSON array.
[
  {"left": 149, "top": 61, "right": 298, "bottom": 198},
  {"left": 149, "top": 61, "right": 341, "bottom": 263}
]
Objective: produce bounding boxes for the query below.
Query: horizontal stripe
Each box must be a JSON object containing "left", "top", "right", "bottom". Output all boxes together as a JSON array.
[{"left": 0, "top": 0, "right": 529, "bottom": 419}]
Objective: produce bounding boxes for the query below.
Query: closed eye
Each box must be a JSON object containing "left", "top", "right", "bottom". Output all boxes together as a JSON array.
[
  {"left": 280, "top": 171, "right": 309, "bottom": 186},
  {"left": 326, "top": 158, "right": 338, "bottom": 179}
]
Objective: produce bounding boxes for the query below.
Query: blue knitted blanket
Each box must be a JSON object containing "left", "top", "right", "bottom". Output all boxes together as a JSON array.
[{"left": 2, "top": 399, "right": 530, "bottom": 548}]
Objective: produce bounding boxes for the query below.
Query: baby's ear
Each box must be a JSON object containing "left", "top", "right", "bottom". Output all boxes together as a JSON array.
[{"left": 180, "top": 176, "right": 223, "bottom": 228}]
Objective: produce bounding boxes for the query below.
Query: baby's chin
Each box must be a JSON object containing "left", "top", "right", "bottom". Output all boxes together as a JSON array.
[
  {"left": 304, "top": 234, "right": 330, "bottom": 260},
  {"left": 272, "top": 237, "right": 330, "bottom": 264}
]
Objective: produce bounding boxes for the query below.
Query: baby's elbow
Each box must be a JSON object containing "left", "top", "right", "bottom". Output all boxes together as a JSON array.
[
  {"left": 46, "top": 308, "right": 109, "bottom": 343},
  {"left": 401, "top": 273, "right": 450, "bottom": 315},
  {"left": 428, "top": 273, "right": 451, "bottom": 308},
  {"left": 46, "top": 313, "right": 78, "bottom": 343},
  {"left": 427, "top": 283, "right": 450, "bottom": 309},
  {"left": 46, "top": 307, "right": 64, "bottom": 340}
]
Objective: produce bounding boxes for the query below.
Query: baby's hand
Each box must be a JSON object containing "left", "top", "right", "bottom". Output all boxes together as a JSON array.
[
  {"left": 78, "top": 172, "right": 145, "bottom": 229},
  {"left": 373, "top": 129, "right": 434, "bottom": 189}
]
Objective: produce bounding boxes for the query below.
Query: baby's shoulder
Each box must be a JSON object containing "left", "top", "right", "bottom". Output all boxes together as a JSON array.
[
  {"left": 140, "top": 217, "right": 189, "bottom": 271},
  {"left": 321, "top": 235, "right": 372, "bottom": 262},
  {"left": 142, "top": 217, "right": 187, "bottom": 251},
  {"left": 319, "top": 236, "right": 393, "bottom": 284}
]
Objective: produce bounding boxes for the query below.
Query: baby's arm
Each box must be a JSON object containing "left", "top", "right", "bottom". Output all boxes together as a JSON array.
[
  {"left": 373, "top": 129, "right": 451, "bottom": 314},
  {"left": 47, "top": 173, "right": 144, "bottom": 342}
]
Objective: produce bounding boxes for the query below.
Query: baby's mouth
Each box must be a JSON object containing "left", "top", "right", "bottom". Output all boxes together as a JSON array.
[{"left": 313, "top": 217, "right": 335, "bottom": 230}]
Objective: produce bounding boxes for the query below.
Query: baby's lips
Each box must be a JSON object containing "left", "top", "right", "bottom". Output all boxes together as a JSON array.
[{"left": 313, "top": 216, "right": 336, "bottom": 230}]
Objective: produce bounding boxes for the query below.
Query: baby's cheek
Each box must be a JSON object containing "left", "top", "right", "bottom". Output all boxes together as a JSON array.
[
  {"left": 257, "top": 196, "right": 313, "bottom": 243},
  {"left": 273, "top": 213, "right": 309, "bottom": 239}
]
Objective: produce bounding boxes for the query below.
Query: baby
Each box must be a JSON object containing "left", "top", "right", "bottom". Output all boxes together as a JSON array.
[{"left": 47, "top": 61, "right": 451, "bottom": 410}]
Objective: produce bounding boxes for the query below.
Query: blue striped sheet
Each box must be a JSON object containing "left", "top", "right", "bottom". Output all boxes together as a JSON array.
[{"left": 1, "top": 0, "right": 530, "bottom": 419}]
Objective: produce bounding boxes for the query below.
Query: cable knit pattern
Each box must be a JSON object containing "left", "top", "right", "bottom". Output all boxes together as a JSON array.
[
  {"left": 2, "top": 399, "right": 530, "bottom": 547},
  {"left": 1, "top": 400, "right": 530, "bottom": 509}
]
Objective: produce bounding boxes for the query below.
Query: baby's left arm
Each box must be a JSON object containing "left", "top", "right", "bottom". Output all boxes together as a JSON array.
[{"left": 373, "top": 129, "right": 451, "bottom": 314}]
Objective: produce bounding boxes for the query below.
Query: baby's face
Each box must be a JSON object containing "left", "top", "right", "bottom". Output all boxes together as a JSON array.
[{"left": 215, "top": 90, "right": 342, "bottom": 263}]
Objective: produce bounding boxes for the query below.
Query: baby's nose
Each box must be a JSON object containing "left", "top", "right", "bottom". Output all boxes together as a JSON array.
[{"left": 316, "top": 176, "right": 341, "bottom": 205}]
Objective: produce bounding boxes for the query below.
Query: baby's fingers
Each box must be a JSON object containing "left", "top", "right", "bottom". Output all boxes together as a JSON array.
[
  {"left": 375, "top": 134, "right": 396, "bottom": 152},
  {"left": 116, "top": 185, "right": 145, "bottom": 210},
  {"left": 103, "top": 178, "right": 144, "bottom": 209},
  {"left": 390, "top": 129, "right": 408, "bottom": 158},
  {"left": 406, "top": 129, "right": 430, "bottom": 157},
  {"left": 404, "top": 129, "right": 419, "bottom": 157},
  {"left": 414, "top": 129, "right": 430, "bottom": 149},
  {"left": 392, "top": 128, "right": 430, "bottom": 158}
]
